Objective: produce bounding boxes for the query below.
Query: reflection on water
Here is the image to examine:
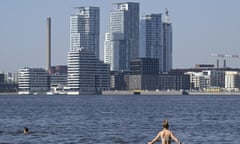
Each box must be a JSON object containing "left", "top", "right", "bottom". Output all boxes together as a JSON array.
[{"left": 0, "top": 95, "right": 240, "bottom": 144}]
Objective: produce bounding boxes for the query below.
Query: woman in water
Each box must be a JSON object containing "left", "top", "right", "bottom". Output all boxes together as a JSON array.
[{"left": 148, "top": 120, "right": 182, "bottom": 144}]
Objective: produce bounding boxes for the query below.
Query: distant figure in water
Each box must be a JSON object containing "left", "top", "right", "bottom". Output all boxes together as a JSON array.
[
  {"left": 148, "top": 120, "right": 182, "bottom": 144},
  {"left": 23, "top": 127, "right": 29, "bottom": 134}
]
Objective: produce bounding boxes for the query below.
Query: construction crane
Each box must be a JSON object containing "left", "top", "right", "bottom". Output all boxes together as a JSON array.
[{"left": 210, "top": 53, "right": 240, "bottom": 68}]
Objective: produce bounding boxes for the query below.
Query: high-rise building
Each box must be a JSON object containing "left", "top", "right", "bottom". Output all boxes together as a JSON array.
[
  {"left": 67, "top": 48, "right": 110, "bottom": 95},
  {"left": 140, "top": 14, "right": 163, "bottom": 72},
  {"left": 162, "top": 9, "right": 173, "bottom": 72},
  {"left": 70, "top": 7, "right": 100, "bottom": 58},
  {"left": 140, "top": 10, "right": 173, "bottom": 73},
  {"left": 162, "top": 21, "right": 173, "bottom": 72},
  {"left": 104, "top": 2, "right": 139, "bottom": 71}
]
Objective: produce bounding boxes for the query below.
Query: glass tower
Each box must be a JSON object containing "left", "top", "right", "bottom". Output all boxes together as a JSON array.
[
  {"left": 140, "top": 14, "right": 163, "bottom": 72},
  {"left": 140, "top": 13, "right": 172, "bottom": 72},
  {"left": 70, "top": 7, "right": 100, "bottom": 58},
  {"left": 162, "top": 22, "right": 172, "bottom": 72},
  {"left": 104, "top": 2, "right": 139, "bottom": 71}
]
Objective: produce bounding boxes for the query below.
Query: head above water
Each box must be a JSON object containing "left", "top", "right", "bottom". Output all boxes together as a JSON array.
[
  {"left": 24, "top": 127, "right": 28, "bottom": 134},
  {"left": 162, "top": 120, "right": 169, "bottom": 129}
]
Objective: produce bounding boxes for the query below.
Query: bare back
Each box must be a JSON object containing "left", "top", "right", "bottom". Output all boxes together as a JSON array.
[
  {"left": 160, "top": 129, "right": 172, "bottom": 144},
  {"left": 148, "top": 127, "right": 181, "bottom": 144}
]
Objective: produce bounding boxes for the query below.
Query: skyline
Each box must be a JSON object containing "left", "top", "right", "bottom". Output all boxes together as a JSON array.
[{"left": 1, "top": 0, "right": 240, "bottom": 72}]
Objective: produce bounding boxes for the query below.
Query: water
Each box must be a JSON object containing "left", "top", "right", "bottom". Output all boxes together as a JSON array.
[{"left": 0, "top": 95, "right": 240, "bottom": 144}]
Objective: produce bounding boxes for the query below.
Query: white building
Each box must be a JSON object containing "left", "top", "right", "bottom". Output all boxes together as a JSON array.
[
  {"left": 104, "top": 33, "right": 112, "bottom": 66},
  {"left": 104, "top": 2, "right": 139, "bottom": 71},
  {"left": 185, "top": 71, "right": 211, "bottom": 90},
  {"left": 67, "top": 48, "right": 110, "bottom": 95},
  {"left": 70, "top": 7, "right": 100, "bottom": 58},
  {"left": 225, "top": 71, "right": 240, "bottom": 91},
  {"left": 18, "top": 68, "right": 49, "bottom": 94}
]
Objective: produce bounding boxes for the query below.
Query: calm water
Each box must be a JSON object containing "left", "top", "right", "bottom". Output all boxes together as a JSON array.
[{"left": 0, "top": 95, "right": 240, "bottom": 144}]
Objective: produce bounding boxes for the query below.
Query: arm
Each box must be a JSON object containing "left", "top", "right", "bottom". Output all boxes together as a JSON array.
[
  {"left": 148, "top": 131, "right": 161, "bottom": 144},
  {"left": 170, "top": 131, "right": 181, "bottom": 144}
]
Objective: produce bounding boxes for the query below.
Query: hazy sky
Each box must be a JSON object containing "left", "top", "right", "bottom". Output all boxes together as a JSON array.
[{"left": 1, "top": 0, "right": 240, "bottom": 72}]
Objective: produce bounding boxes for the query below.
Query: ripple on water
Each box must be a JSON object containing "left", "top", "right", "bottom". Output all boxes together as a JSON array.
[{"left": 0, "top": 95, "right": 240, "bottom": 144}]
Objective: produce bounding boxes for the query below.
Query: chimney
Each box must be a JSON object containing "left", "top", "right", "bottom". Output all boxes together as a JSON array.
[{"left": 46, "top": 17, "right": 51, "bottom": 72}]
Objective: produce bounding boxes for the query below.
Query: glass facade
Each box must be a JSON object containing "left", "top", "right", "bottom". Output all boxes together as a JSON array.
[
  {"left": 67, "top": 48, "right": 110, "bottom": 95},
  {"left": 141, "top": 14, "right": 173, "bottom": 72},
  {"left": 162, "top": 22, "right": 173, "bottom": 72},
  {"left": 104, "top": 2, "right": 139, "bottom": 71},
  {"left": 140, "top": 14, "right": 163, "bottom": 72},
  {"left": 70, "top": 7, "right": 100, "bottom": 58}
]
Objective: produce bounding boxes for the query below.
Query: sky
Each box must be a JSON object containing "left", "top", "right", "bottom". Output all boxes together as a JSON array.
[{"left": 0, "top": 0, "right": 240, "bottom": 72}]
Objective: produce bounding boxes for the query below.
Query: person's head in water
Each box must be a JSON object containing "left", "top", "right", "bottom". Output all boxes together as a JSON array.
[
  {"left": 24, "top": 127, "right": 28, "bottom": 134},
  {"left": 162, "top": 120, "right": 169, "bottom": 129}
]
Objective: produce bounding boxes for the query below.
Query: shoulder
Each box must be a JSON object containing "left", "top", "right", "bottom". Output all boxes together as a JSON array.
[
  {"left": 157, "top": 131, "right": 163, "bottom": 136},
  {"left": 169, "top": 130, "right": 176, "bottom": 136}
]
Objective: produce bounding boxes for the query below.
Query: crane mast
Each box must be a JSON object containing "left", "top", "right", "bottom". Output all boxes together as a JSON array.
[{"left": 210, "top": 53, "right": 240, "bottom": 68}]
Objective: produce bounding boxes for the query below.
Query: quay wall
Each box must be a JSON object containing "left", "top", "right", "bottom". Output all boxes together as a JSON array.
[{"left": 102, "top": 90, "right": 183, "bottom": 95}]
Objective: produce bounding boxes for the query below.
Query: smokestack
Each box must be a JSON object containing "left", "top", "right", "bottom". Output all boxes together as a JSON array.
[{"left": 46, "top": 17, "right": 51, "bottom": 72}]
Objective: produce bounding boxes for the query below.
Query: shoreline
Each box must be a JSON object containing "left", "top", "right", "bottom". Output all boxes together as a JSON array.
[
  {"left": 102, "top": 90, "right": 240, "bottom": 96},
  {"left": 187, "top": 92, "right": 240, "bottom": 96},
  {"left": 1, "top": 91, "right": 240, "bottom": 96},
  {"left": 0, "top": 92, "right": 18, "bottom": 95}
]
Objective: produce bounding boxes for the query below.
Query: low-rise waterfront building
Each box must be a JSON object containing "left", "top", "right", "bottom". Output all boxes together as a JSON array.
[
  {"left": 128, "top": 75, "right": 159, "bottom": 90},
  {"left": 0, "top": 83, "right": 18, "bottom": 93},
  {"left": 49, "top": 73, "right": 67, "bottom": 94},
  {"left": 130, "top": 58, "right": 159, "bottom": 75},
  {"left": 0, "top": 73, "right": 4, "bottom": 83},
  {"left": 210, "top": 70, "right": 225, "bottom": 88},
  {"left": 127, "top": 58, "right": 189, "bottom": 91},
  {"left": 18, "top": 68, "right": 49, "bottom": 94},
  {"left": 0, "top": 72, "right": 18, "bottom": 93},
  {"left": 128, "top": 73, "right": 190, "bottom": 91},
  {"left": 158, "top": 73, "right": 190, "bottom": 90},
  {"left": 185, "top": 71, "right": 211, "bottom": 90},
  {"left": 47, "top": 65, "right": 68, "bottom": 94},
  {"left": 225, "top": 71, "right": 240, "bottom": 91},
  {"left": 110, "top": 71, "right": 130, "bottom": 90},
  {"left": 128, "top": 58, "right": 159, "bottom": 90}
]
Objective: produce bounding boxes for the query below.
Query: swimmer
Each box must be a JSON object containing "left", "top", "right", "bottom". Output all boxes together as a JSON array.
[
  {"left": 23, "top": 127, "right": 28, "bottom": 134},
  {"left": 148, "top": 120, "right": 182, "bottom": 144}
]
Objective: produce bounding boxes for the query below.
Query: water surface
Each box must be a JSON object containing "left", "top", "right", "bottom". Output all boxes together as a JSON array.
[{"left": 0, "top": 95, "right": 239, "bottom": 144}]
